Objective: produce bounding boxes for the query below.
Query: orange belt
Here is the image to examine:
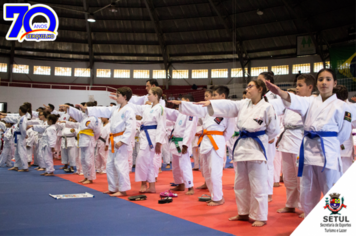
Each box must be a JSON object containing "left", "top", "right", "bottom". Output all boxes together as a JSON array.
[
  {"left": 197, "top": 130, "right": 224, "bottom": 150},
  {"left": 195, "top": 133, "right": 201, "bottom": 136},
  {"left": 109, "top": 131, "right": 125, "bottom": 153}
]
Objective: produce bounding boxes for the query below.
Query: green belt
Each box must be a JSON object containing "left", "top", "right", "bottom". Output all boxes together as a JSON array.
[
  {"left": 233, "top": 131, "right": 240, "bottom": 137},
  {"left": 171, "top": 136, "right": 183, "bottom": 153}
]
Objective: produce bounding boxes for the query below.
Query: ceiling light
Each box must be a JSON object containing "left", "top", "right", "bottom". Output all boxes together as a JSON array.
[
  {"left": 257, "top": 9, "right": 263, "bottom": 16},
  {"left": 109, "top": 5, "right": 118, "bottom": 13},
  {"left": 87, "top": 14, "right": 96, "bottom": 23}
]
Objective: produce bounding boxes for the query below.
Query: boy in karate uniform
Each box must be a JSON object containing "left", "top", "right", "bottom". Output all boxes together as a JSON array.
[
  {"left": 95, "top": 117, "right": 110, "bottom": 174},
  {"left": 0, "top": 122, "right": 15, "bottom": 167},
  {"left": 83, "top": 87, "right": 135, "bottom": 196},
  {"left": 269, "top": 74, "right": 315, "bottom": 217},
  {"left": 266, "top": 69, "right": 352, "bottom": 217},
  {"left": 165, "top": 94, "right": 198, "bottom": 195},
  {"left": 60, "top": 102, "right": 101, "bottom": 184},
  {"left": 170, "top": 86, "right": 234, "bottom": 206}
]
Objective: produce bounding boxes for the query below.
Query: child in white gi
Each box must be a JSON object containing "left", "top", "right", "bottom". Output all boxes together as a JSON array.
[
  {"left": 0, "top": 122, "right": 15, "bottom": 167},
  {"left": 85, "top": 87, "right": 136, "bottom": 196},
  {"left": 266, "top": 68, "right": 352, "bottom": 217},
  {"left": 95, "top": 117, "right": 110, "bottom": 174},
  {"left": 170, "top": 86, "right": 235, "bottom": 206}
]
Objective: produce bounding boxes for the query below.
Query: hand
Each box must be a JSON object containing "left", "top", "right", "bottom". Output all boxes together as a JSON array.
[
  {"left": 105, "top": 146, "right": 109, "bottom": 151},
  {"left": 75, "top": 104, "right": 87, "bottom": 111},
  {"left": 70, "top": 128, "right": 75, "bottom": 133},
  {"left": 268, "top": 138, "right": 275, "bottom": 144},
  {"left": 194, "top": 101, "right": 211, "bottom": 107},
  {"left": 109, "top": 92, "right": 117, "bottom": 101},
  {"left": 265, "top": 81, "right": 281, "bottom": 95},
  {"left": 351, "top": 97, "right": 356, "bottom": 102},
  {"left": 115, "top": 141, "right": 123, "bottom": 149},
  {"left": 59, "top": 121, "right": 66, "bottom": 123},
  {"left": 25, "top": 135, "right": 28, "bottom": 139},
  {"left": 182, "top": 145, "right": 188, "bottom": 154},
  {"left": 51, "top": 148, "right": 55, "bottom": 152},
  {"left": 43, "top": 104, "right": 49, "bottom": 109},
  {"left": 155, "top": 143, "right": 162, "bottom": 154},
  {"left": 59, "top": 104, "right": 69, "bottom": 111},
  {"left": 145, "top": 101, "right": 152, "bottom": 105},
  {"left": 168, "top": 100, "right": 182, "bottom": 105},
  {"left": 26, "top": 125, "right": 33, "bottom": 130}
]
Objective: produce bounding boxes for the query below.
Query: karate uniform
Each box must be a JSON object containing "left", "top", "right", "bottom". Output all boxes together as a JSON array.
[
  {"left": 132, "top": 120, "right": 142, "bottom": 167},
  {"left": 192, "top": 118, "right": 203, "bottom": 169},
  {"left": 87, "top": 105, "right": 135, "bottom": 192},
  {"left": 57, "top": 123, "right": 78, "bottom": 167},
  {"left": 270, "top": 98, "right": 304, "bottom": 210},
  {"left": 209, "top": 98, "right": 280, "bottom": 221},
  {"left": 55, "top": 113, "right": 70, "bottom": 158},
  {"left": 67, "top": 107, "right": 100, "bottom": 181},
  {"left": 179, "top": 101, "right": 235, "bottom": 201},
  {"left": 162, "top": 120, "right": 174, "bottom": 165},
  {"left": 129, "top": 103, "right": 166, "bottom": 183},
  {"left": 95, "top": 122, "right": 110, "bottom": 173},
  {"left": 34, "top": 121, "right": 47, "bottom": 169},
  {"left": 33, "top": 124, "right": 57, "bottom": 173},
  {"left": 165, "top": 107, "right": 197, "bottom": 188},
  {"left": 283, "top": 93, "right": 351, "bottom": 217},
  {"left": 63, "top": 121, "right": 81, "bottom": 173},
  {"left": 274, "top": 115, "right": 284, "bottom": 183},
  {"left": 0, "top": 126, "right": 14, "bottom": 167},
  {"left": 26, "top": 128, "right": 37, "bottom": 163}
]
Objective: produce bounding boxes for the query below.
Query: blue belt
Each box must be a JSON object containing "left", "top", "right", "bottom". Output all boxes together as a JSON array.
[
  {"left": 14, "top": 131, "right": 21, "bottom": 144},
  {"left": 232, "top": 130, "right": 267, "bottom": 160},
  {"left": 298, "top": 130, "right": 338, "bottom": 177},
  {"left": 140, "top": 125, "right": 157, "bottom": 149}
]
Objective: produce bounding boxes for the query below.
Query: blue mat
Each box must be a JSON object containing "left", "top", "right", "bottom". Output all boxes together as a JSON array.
[{"left": 0, "top": 167, "right": 231, "bottom": 236}]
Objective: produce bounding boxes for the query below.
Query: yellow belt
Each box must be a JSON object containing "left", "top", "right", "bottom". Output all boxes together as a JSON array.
[{"left": 77, "top": 129, "right": 94, "bottom": 142}]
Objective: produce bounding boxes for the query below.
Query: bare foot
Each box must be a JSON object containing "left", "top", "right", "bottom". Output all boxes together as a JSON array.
[
  {"left": 299, "top": 213, "right": 305, "bottom": 218},
  {"left": 103, "top": 191, "right": 116, "bottom": 194},
  {"left": 229, "top": 215, "right": 249, "bottom": 221},
  {"left": 78, "top": 178, "right": 86, "bottom": 183},
  {"left": 166, "top": 164, "right": 171, "bottom": 168},
  {"left": 37, "top": 168, "right": 45, "bottom": 171},
  {"left": 45, "top": 173, "right": 54, "bottom": 176},
  {"left": 196, "top": 183, "right": 208, "bottom": 189},
  {"left": 18, "top": 169, "right": 29, "bottom": 172},
  {"left": 144, "top": 188, "right": 156, "bottom": 193},
  {"left": 139, "top": 184, "right": 147, "bottom": 193},
  {"left": 40, "top": 173, "right": 46, "bottom": 176},
  {"left": 159, "top": 168, "right": 162, "bottom": 173},
  {"left": 110, "top": 192, "right": 127, "bottom": 197},
  {"left": 186, "top": 188, "right": 194, "bottom": 195},
  {"left": 8, "top": 167, "right": 18, "bottom": 171},
  {"left": 171, "top": 184, "right": 185, "bottom": 191},
  {"left": 274, "top": 182, "right": 280, "bottom": 187},
  {"left": 207, "top": 197, "right": 225, "bottom": 206},
  {"left": 268, "top": 195, "right": 273, "bottom": 202},
  {"left": 82, "top": 180, "right": 93, "bottom": 184},
  {"left": 252, "top": 221, "right": 266, "bottom": 227},
  {"left": 277, "top": 207, "right": 296, "bottom": 213}
]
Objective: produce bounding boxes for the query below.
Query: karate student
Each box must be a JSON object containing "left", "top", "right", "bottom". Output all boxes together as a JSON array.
[
  {"left": 84, "top": 87, "right": 135, "bottom": 196},
  {"left": 192, "top": 118, "right": 203, "bottom": 171},
  {"left": 333, "top": 85, "right": 356, "bottom": 173},
  {"left": 57, "top": 116, "right": 78, "bottom": 173},
  {"left": 60, "top": 102, "right": 100, "bottom": 184},
  {"left": 33, "top": 111, "right": 50, "bottom": 171},
  {"left": 268, "top": 74, "right": 315, "bottom": 217},
  {"left": 162, "top": 118, "right": 174, "bottom": 169},
  {"left": 258, "top": 71, "right": 283, "bottom": 202},
  {"left": 166, "top": 94, "right": 198, "bottom": 195},
  {"left": 26, "top": 127, "right": 37, "bottom": 166},
  {"left": 128, "top": 87, "right": 166, "bottom": 193},
  {"left": 95, "top": 117, "right": 110, "bottom": 174},
  {"left": 0, "top": 122, "right": 14, "bottom": 167},
  {"left": 63, "top": 118, "right": 82, "bottom": 175},
  {"left": 266, "top": 68, "right": 352, "bottom": 217},
  {"left": 29, "top": 115, "right": 59, "bottom": 176},
  {"left": 197, "top": 79, "right": 280, "bottom": 227},
  {"left": 132, "top": 115, "right": 142, "bottom": 170},
  {"left": 170, "top": 86, "right": 235, "bottom": 206}
]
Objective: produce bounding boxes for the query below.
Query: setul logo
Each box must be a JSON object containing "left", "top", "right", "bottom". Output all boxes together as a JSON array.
[
  {"left": 3, "top": 3, "right": 58, "bottom": 43},
  {"left": 324, "top": 192, "right": 347, "bottom": 215}
]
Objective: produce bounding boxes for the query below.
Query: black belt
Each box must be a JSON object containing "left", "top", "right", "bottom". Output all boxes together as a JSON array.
[{"left": 99, "top": 137, "right": 106, "bottom": 143}]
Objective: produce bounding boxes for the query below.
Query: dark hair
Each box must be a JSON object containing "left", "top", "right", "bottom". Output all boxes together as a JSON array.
[
  {"left": 39, "top": 110, "right": 50, "bottom": 118},
  {"left": 86, "top": 102, "right": 96, "bottom": 107},
  {"left": 48, "top": 103, "right": 55, "bottom": 111},
  {"left": 81, "top": 102, "right": 86, "bottom": 106},
  {"left": 38, "top": 107, "right": 44, "bottom": 111},
  {"left": 146, "top": 79, "right": 159, "bottom": 87},
  {"left": 65, "top": 103, "right": 73, "bottom": 107},
  {"left": 205, "top": 89, "right": 213, "bottom": 95},
  {"left": 333, "top": 85, "right": 348, "bottom": 101},
  {"left": 296, "top": 74, "right": 316, "bottom": 91},
  {"left": 213, "top": 86, "right": 229, "bottom": 98},
  {"left": 117, "top": 87, "right": 133, "bottom": 101},
  {"left": 94, "top": 101, "right": 97, "bottom": 106},
  {"left": 23, "top": 102, "right": 32, "bottom": 119},
  {"left": 243, "top": 91, "right": 247, "bottom": 95},
  {"left": 150, "top": 87, "right": 163, "bottom": 100},
  {"left": 19, "top": 105, "right": 27, "bottom": 114},
  {"left": 110, "top": 102, "right": 116, "bottom": 106},
  {"left": 251, "top": 79, "right": 268, "bottom": 102},
  {"left": 182, "top": 93, "right": 194, "bottom": 102},
  {"left": 259, "top": 71, "right": 275, "bottom": 84},
  {"left": 209, "top": 85, "right": 216, "bottom": 90},
  {"left": 47, "top": 114, "right": 60, "bottom": 124},
  {"left": 316, "top": 68, "right": 337, "bottom": 81}
]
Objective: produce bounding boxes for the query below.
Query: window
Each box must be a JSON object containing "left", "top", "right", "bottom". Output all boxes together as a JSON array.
[
  {"left": 34, "top": 66, "right": 51, "bottom": 75},
  {"left": 314, "top": 61, "right": 330, "bottom": 72},
  {"left": 231, "top": 68, "right": 248, "bottom": 77},
  {"left": 153, "top": 70, "right": 166, "bottom": 79},
  {"left": 133, "top": 70, "right": 150, "bottom": 79},
  {"left": 0, "top": 63, "right": 7, "bottom": 72},
  {"left": 13, "top": 64, "right": 29, "bottom": 74},
  {"left": 55, "top": 67, "right": 72, "bottom": 76},
  {"left": 271, "top": 65, "right": 289, "bottom": 75},
  {"left": 292, "top": 63, "right": 310, "bottom": 74},
  {"left": 251, "top": 67, "right": 268, "bottom": 76},
  {"left": 96, "top": 69, "right": 111, "bottom": 78},
  {"left": 211, "top": 69, "right": 228, "bottom": 78},
  {"left": 114, "top": 69, "right": 130, "bottom": 78},
  {"left": 74, "top": 68, "right": 91, "bottom": 77},
  {"left": 192, "top": 69, "right": 208, "bottom": 79},
  {"left": 172, "top": 70, "right": 189, "bottom": 79}
]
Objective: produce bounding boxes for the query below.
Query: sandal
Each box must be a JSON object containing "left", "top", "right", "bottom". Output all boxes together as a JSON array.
[
  {"left": 198, "top": 194, "right": 211, "bottom": 202},
  {"left": 128, "top": 195, "right": 147, "bottom": 201},
  {"left": 160, "top": 190, "right": 178, "bottom": 198},
  {"left": 158, "top": 197, "right": 173, "bottom": 204}
]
